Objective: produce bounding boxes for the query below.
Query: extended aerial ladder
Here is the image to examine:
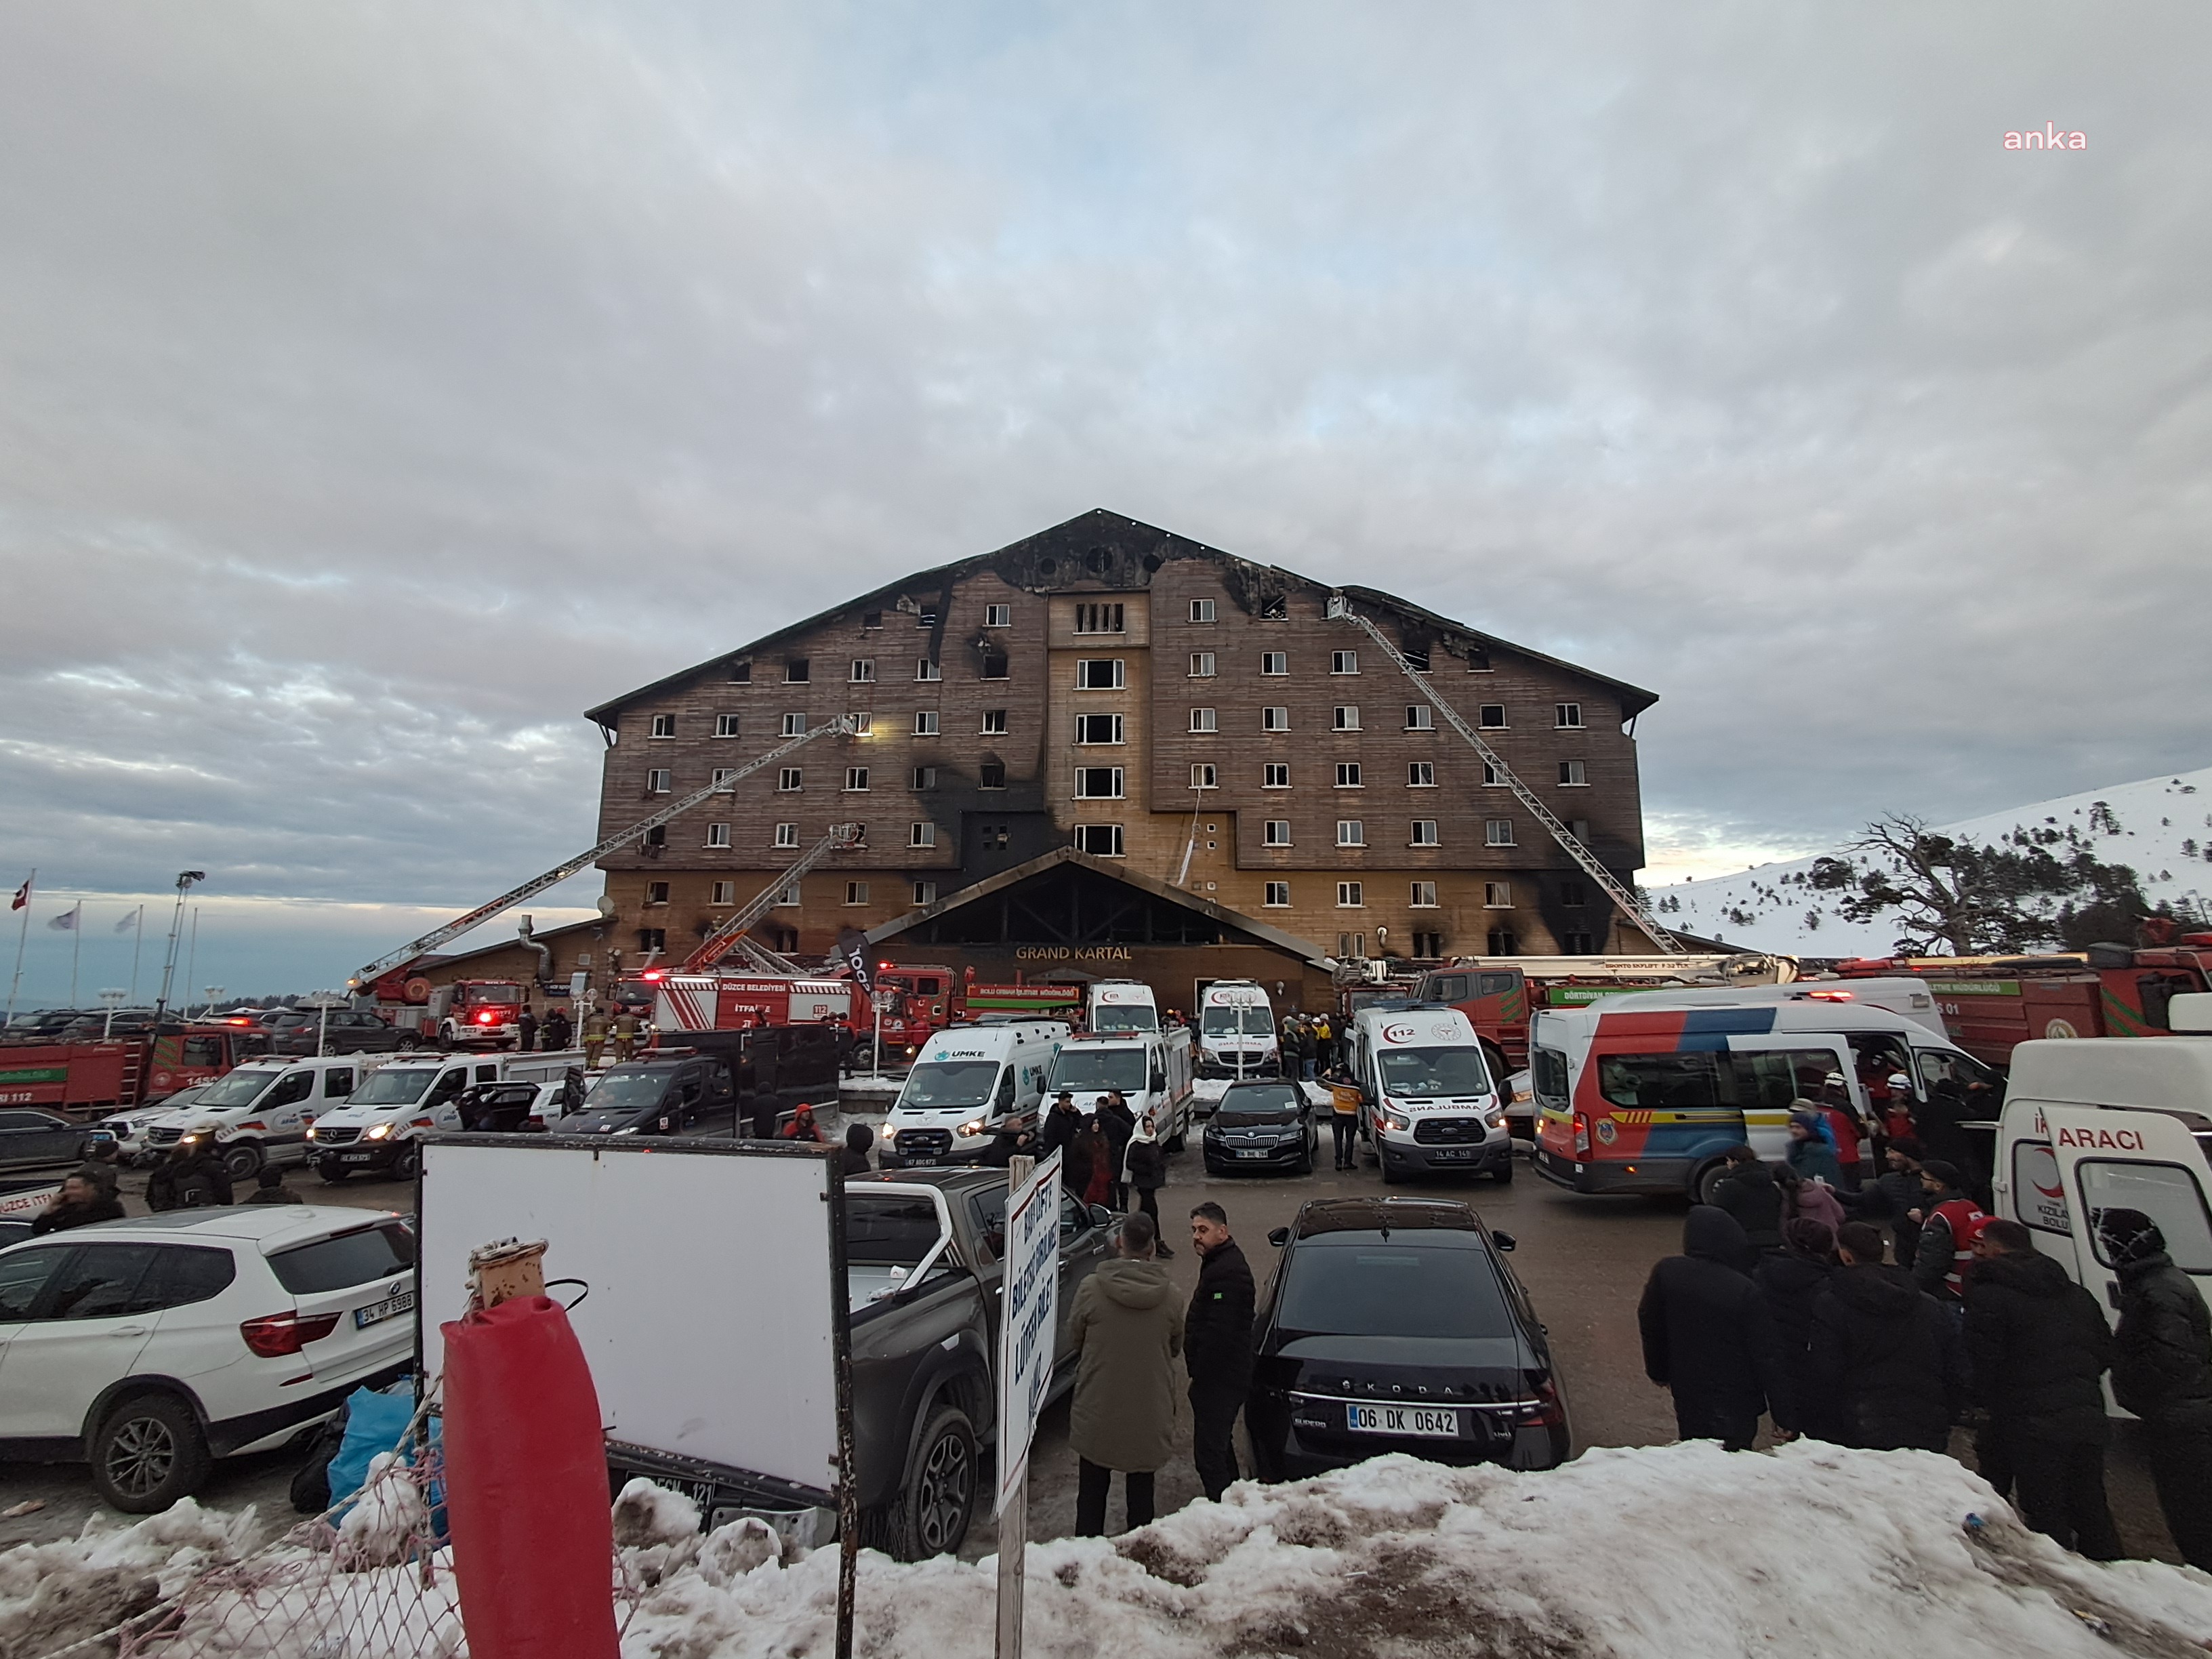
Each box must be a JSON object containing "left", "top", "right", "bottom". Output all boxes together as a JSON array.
[
  {"left": 1325, "top": 595, "right": 1687, "bottom": 956},
  {"left": 674, "top": 823, "right": 866, "bottom": 976},
  {"left": 348, "top": 715, "right": 862, "bottom": 988}
]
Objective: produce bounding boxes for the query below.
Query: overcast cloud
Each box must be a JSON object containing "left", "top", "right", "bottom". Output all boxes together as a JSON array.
[{"left": 3, "top": 1, "right": 2209, "bottom": 1000}]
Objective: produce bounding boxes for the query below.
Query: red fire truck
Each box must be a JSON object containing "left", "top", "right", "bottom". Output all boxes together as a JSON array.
[
  {"left": 1834, "top": 933, "right": 2212, "bottom": 1068},
  {"left": 364, "top": 969, "right": 528, "bottom": 1049},
  {"left": 0, "top": 1025, "right": 272, "bottom": 1115}
]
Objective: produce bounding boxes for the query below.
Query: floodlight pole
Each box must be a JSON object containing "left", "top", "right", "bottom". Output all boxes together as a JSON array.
[{"left": 151, "top": 872, "right": 205, "bottom": 1026}]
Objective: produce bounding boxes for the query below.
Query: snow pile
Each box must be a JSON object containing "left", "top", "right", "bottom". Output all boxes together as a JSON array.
[
  {"left": 1658, "top": 764, "right": 2212, "bottom": 957},
  {"left": 0, "top": 1500, "right": 255, "bottom": 1657}
]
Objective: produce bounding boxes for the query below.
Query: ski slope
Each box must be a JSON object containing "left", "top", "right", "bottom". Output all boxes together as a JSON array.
[{"left": 1654, "top": 765, "right": 2212, "bottom": 959}]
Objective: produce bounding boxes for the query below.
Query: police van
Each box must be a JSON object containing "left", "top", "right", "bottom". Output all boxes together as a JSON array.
[
  {"left": 1530, "top": 992, "right": 1992, "bottom": 1202},
  {"left": 139, "top": 1054, "right": 368, "bottom": 1178},
  {"left": 1044, "top": 1025, "right": 1196, "bottom": 1149},
  {"left": 305, "top": 1048, "right": 586, "bottom": 1181},
  {"left": 1347, "top": 1006, "right": 1513, "bottom": 1183},
  {"left": 1994, "top": 994, "right": 2212, "bottom": 1323},
  {"left": 879, "top": 1019, "right": 1069, "bottom": 1168}
]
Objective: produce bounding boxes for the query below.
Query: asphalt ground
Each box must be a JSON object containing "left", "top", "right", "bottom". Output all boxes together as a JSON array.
[{"left": 1, "top": 1113, "right": 2184, "bottom": 1570}]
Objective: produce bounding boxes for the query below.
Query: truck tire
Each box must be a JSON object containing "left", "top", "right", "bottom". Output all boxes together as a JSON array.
[
  {"left": 220, "top": 1141, "right": 264, "bottom": 1180},
  {"left": 390, "top": 1142, "right": 422, "bottom": 1181},
  {"left": 1692, "top": 1159, "right": 1728, "bottom": 1206},
  {"left": 884, "top": 1404, "right": 976, "bottom": 1560},
  {"left": 90, "top": 1392, "right": 211, "bottom": 1514}
]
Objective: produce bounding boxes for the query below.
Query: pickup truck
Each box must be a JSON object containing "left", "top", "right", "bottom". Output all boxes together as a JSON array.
[{"left": 605, "top": 1164, "right": 1114, "bottom": 1559}]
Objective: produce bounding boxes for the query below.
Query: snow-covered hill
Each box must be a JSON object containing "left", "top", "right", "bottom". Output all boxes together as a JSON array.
[{"left": 1652, "top": 765, "right": 2212, "bottom": 959}]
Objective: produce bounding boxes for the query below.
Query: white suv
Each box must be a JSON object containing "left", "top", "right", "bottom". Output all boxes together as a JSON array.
[{"left": 0, "top": 1207, "right": 415, "bottom": 1511}]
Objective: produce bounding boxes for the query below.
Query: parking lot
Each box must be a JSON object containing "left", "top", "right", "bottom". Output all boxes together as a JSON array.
[{"left": 0, "top": 1122, "right": 2186, "bottom": 1566}]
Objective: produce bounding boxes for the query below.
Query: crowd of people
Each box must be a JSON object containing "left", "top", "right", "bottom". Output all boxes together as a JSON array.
[
  {"left": 1031, "top": 1088, "right": 1173, "bottom": 1252},
  {"left": 1639, "top": 1074, "right": 2212, "bottom": 1570},
  {"left": 1273, "top": 1009, "right": 1340, "bottom": 1082},
  {"left": 28, "top": 1129, "right": 310, "bottom": 1234}
]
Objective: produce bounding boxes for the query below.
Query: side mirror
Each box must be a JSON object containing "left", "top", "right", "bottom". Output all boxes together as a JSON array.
[
  {"left": 1267, "top": 1227, "right": 1290, "bottom": 1248},
  {"left": 1090, "top": 1204, "right": 1112, "bottom": 1228},
  {"left": 1492, "top": 1231, "right": 1517, "bottom": 1252}
]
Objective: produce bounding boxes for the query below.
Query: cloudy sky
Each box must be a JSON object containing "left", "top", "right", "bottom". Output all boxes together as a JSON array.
[{"left": 3, "top": 1, "right": 2207, "bottom": 1002}]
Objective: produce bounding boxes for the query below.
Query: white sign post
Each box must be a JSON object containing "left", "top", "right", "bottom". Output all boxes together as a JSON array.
[{"left": 994, "top": 1149, "right": 1061, "bottom": 1659}]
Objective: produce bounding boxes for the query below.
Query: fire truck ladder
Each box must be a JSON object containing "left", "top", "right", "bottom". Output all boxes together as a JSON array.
[
  {"left": 1325, "top": 595, "right": 1687, "bottom": 956},
  {"left": 349, "top": 715, "right": 863, "bottom": 988},
  {"left": 676, "top": 823, "right": 866, "bottom": 975}
]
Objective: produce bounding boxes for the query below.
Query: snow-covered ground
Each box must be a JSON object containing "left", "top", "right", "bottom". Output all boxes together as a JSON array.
[
  {"left": 9, "top": 1445, "right": 2212, "bottom": 1658},
  {"left": 1653, "top": 764, "right": 2212, "bottom": 958}
]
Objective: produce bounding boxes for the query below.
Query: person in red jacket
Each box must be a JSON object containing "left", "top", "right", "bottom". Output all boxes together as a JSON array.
[
  {"left": 1907, "top": 1160, "right": 1984, "bottom": 1301},
  {"left": 779, "top": 1103, "right": 827, "bottom": 1143},
  {"left": 1816, "top": 1073, "right": 1868, "bottom": 1191}
]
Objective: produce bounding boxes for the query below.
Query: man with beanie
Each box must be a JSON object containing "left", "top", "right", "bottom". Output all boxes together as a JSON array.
[
  {"left": 1637, "top": 1206, "right": 1793, "bottom": 1450},
  {"left": 2099, "top": 1206, "right": 2212, "bottom": 1569},
  {"left": 1848, "top": 1136, "right": 1927, "bottom": 1269},
  {"left": 1908, "top": 1160, "right": 1984, "bottom": 1301},
  {"left": 1712, "top": 1145, "right": 1785, "bottom": 1260},
  {"left": 1807, "top": 1221, "right": 1963, "bottom": 1451}
]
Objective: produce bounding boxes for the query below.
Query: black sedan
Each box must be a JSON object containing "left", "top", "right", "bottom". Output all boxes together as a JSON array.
[
  {"left": 264, "top": 1009, "right": 416, "bottom": 1055},
  {"left": 0, "top": 1109, "right": 88, "bottom": 1173},
  {"left": 1202, "top": 1081, "right": 1318, "bottom": 1176},
  {"left": 1247, "top": 1197, "right": 1569, "bottom": 1480}
]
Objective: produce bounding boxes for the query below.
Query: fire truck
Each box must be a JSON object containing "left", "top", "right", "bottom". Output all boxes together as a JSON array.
[
  {"left": 1833, "top": 930, "right": 2212, "bottom": 1069},
  {"left": 363, "top": 969, "right": 527, "bottom": 1049},
  {"left": 1411, "top": 954, "right": 1799, "bottom": 1068},
  {"left": 0, "top": 1025, "right": 272, "bottom": 1115}
]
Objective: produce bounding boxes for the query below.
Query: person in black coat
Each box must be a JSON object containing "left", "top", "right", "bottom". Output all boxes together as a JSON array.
[
  {"left": 1847, "top": 1136, "right": 1926, "bottom": 1269},
  {"left": 1185, "top": 1202, "right": 1256, "bottom": 1502},
  {"left": 30, "top": 1174, "right": 127, "bottom": 1234},
  {"left": 1914, "top": 1080, "right": 1976, "bottom": 1176},
  {"left": 1807, "top": 1221, "right": 1964, "bottom": 1451},
  {"left": 1637, "top": 1206, "right": 1793, "bottom": 1450},
  {"left": 1963, "top": 1218, "right": 2123, "bottom": 1559},
  {"left": 541, "top": 1006, "right": 573, "bottom": 1050},
  {"left": 1711, "top": 1148, "right": 1784, "bottom": 1261},
  {"left": 1756, "top": 1218, "right": 1836, "bottom": 1437},
  {"left": 146, "top": 1136, "right": 234, "bottom": 1211},
  {"left": 840, "top": 1121, "right": 875, "bottom": 1178},
  {"left": 2099, "top": 1207, "right": 2212, "bottom": 1569},
  {"left": 1098, "top": 1092, "right": 1136, "bottom": 1211}
]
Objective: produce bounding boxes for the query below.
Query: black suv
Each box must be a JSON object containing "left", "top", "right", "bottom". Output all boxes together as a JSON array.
[
  {"left": 265, "top": 1010, "right": 414, "bottom": 1055},
  {"left": 1202, "top": 1080, "right": 1317, "bottom": 1175},
  {"left": 569, "top": 1056, "right": 737, "bottom": 1136},
  {"left": 1247, "top": 1196, "right": 1568, "bottom": 1480}
]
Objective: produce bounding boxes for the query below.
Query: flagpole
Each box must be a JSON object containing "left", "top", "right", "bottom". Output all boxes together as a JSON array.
[
  {"left": 4, "top": 869, "right": 31, "bottom": 1027},
  {"left": 69, "top": 906, "right": 82, "bottom": 1007},
  {"left": 128, "top": 906, "right": 145, "bottom": 1004}
]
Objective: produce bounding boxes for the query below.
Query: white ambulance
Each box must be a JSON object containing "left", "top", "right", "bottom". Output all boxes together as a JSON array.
[
  {"left": 1347, "top": 1006, "right": 1513, "bottom": 1184},
  {"left": 305, "top": 1049, "right": 586, "bottom": 1181},
  {"left": 879, "top": 1019, "right": 1069, "bottom": 1168},
  {"left": 1195, "top": 979, "right": 1279, "bottom": 1078},
  {"left": 1044, "top": 1025, "right": 1196, "bottom": 1149},
  {"left": 1087, "top": 980, "right": 1160, "bottom": 1033},
  {"left": 140, "top": 1054, "right": 369, "bottom": 1178}
]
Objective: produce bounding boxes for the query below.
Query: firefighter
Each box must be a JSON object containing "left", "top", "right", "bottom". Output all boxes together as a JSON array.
[
  {"left": 611, "top": 1006, "right": 640, "bottom": 1064},
  {"left": 581, "top": 1003, "right": 610, "bottom": 1068}
]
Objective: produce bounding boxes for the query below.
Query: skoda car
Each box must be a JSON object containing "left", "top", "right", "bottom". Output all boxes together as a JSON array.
[
  {"left": 1246, "top": 1197, "right": 1568, "bottom": 1479},
  {"left": 1202, "top": 1080, "right": 1317, "bottom": 1176}
]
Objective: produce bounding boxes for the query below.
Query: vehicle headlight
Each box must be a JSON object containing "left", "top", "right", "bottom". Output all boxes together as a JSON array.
[
  {"left": 1486, "top": 1109, "right": 1508, "bottom": 1130},
  {"left": 1382, "top": 1111, "right": 1410, "bottom": 1132},
  {"left": 957, "top": 1118, "right": 986, "bottom": 1138},
  {"left": 305, "top": 1125, "right": 319, "bottom": 1141},
  {"left": 881, "top": 1125, "right": 898, "bottom": 1142},
  {"left": 364, "top": 1123, "right": 392, "bottom": 1141}
]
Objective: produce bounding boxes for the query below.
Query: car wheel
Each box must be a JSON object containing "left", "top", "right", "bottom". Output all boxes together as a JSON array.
[
  {"left": 1490, "top": 1157, "right": 1515, "bottom": 1185},
  {"left": 1692, "top": 1159, "right": 1728, "bottom": 1206},
  {"left": 885, "top": 1404, "right": 976, "bottom": 1560},
  {"left": 395, "top": 1032, "right": 420, "bottom": 1051},
  {"left": 90, "top": 1393, "right": 211, "bottom": 1514},
  {"left": 390, "top": 1143, "right": 421, "bottom": 1181},
  {"left": 1380, "top": 1158, "right": 1401, "bottom": 1185},
  {"left": 1295, "top": 1150, "right": 1313, "bottom": 1176},
  {"left": 221, "top": 1141, "right": 263, "bottom": 1180}
]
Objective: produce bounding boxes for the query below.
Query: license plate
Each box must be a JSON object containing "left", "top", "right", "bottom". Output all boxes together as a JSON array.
[
  {"left": 1236, "top": 1149, "right": 1271, "bottom": 1160},
  {"left": 904, "top": 1155, "right": 940, "bottom": 1167},
  {"left": 340, "top": 1151, "right": 374, "bottom": 1164},
  {"left": 1433, "top": 1149, "right": 1475, "bottom": 1162},
  {"left": 1347, "top": 1403, "right": 1460, "bottom": 1437},
  {"left": 354, "top": 1288, "right": 415, "bottom": 1329}
]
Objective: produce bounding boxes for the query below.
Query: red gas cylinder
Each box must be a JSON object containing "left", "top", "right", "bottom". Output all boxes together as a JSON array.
[{"left": 441, "top": 1296, "right": 619, "bottom": 1659}]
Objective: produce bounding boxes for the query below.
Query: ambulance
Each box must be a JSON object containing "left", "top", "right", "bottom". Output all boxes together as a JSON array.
[
  {"left": 878, "top": 1019, "right": 1069, "bottom": 1168},
  {"left": 1086, "top": 980, "right": 1160, "bottom": 1033},
  {"left": 1530, "top": 994, "right": 1990, "bottom": 1202},
  {"left": 1195, "top": 979, "right": 1279, "bottom": 1078},
  {"left": 1044, "top": 1024, "right": 1195, "bottom": 1149},
  {"left": 1345, "top": 1005, "right": 1513, "bottom": 1184}
]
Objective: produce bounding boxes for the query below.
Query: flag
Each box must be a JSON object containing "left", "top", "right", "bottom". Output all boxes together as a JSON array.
[
  {"left": 836, "top": 926, "right": 873, "bottom": 992},
  {"left": 49, "top": 903, "right": 81, "bottom": 932},
  {"left": 114, "top": 905, "right": 143, "bottom": 934},
  {"left": 8, "top": 877, "right": 26, "bottom": 912}
]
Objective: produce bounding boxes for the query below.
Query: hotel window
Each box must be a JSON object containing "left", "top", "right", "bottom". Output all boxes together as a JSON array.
[
  {"left": 1188, "top": 651, "right": 1216, "bottom": 678},
  {"left": 1336, "top": 820, "right": 1365, "bottom": 847},
  {"left": 638, "top": 927, "right": 666, "bottom": 952},
  {"left": 980, "top": 763, "right": 1006, "bottom": 789},
  {"left": 916, "top": 607, "right": 938, "bottom": 627},
  {"left": 1076, "top": 767, "right": 1125, "bottom": 799},
  {"left": 775, "top": 882, "right": 801, "bottom": 907},
  {"left": 782, "top": 712, "right": 806, "bottom": 737},
  {"left": 1488, "top": 928, "right": 1519, "bottom": 956},
  {"left": 777, "top": 769, "right": 802, "bottom": 792},
  {"left": 1559, "top": 760, "right": 1589, "bottom": 786},
  {"left": 1331, "top": 649, "right": 1358, "bottom": 675},
  {"left": 1075, "top": 713, "right": 1122, "bottom": 744},
  {"left": 711, "top": 768, "right": 737, "bottom": 791},
  {"left": 913, "top": 880, "right": 939, "bottom": 905},
  {"left": 1410, "top": 882, "right": 1439, "bottom": 908},
  {"left": 845, "top": 882, "right": 870, "bottom": 905},
  {"left": 1405, "top": 705, "right": 1433, "bottom": 731},
  {"left": 1332, "top": 705, "right": 1359, "bottom": 731},
  {"left": 983, "top": 709, "right": 1008, "bottom": 734},
  {"left": 1336, "top": 762, "right": 1362, "bottom": 787},
  {"left": 1263, "top": 763, "right": 1290, "bottom": 788},
  {"left": 1189, "top": 708, "right": 1217, "bottom": 733},
  {"left": 979, "top": 651, "right": 1009, "bottom": 680},
  {"left": 1189, "top": 598, "right": 1216, "bottom": 623},
  {"left": 913, "top": 711, "right": 940, "bottom": 736},
  {"left": 1191, "top": 763, "right": 1218, "bottom": 790},
  {"left": 861, "top": 611, "right": 882, "bottom": 630},
  {"left": 1264, "top": 880, "right": 1290, "bottom": 907},
  {"left": 1337, "top": 882, "right": 1365, "bottom": 907},
  {"left": 1075, "top": 602, "right": 1124, "bottom": 634},
  {"left": 710, "top": 881, "right": 737, "bottom": 905},
  {"left": 912, "top": 766, "right": 937, "bottom": 790},
  {"left": 1261, "top": 594, "right": 1287, "bottom": 619},
  {"left": 845, "top": 767, "right": 869, "bottom": 792},
  {"left": 774, "top": 822, "right": 798, "bottom": 848},
  {"left": 714, "top": 714, "right": 740, "bottom": 738},
  {"left": 1483, "top": 760, "right": 1503, "bottom": 786},
  {"left": 985, "top": 603, "right": 1012, "bottom": 628},
  {"left": 1485, "top": 882, "right": 1513, "bottom": 908},
  {"left": 644, "top": 882, "right": 670, "bottom": 906},
  {"left": 727, "top": 659, "right": 752, "bottom": 683},
  {"left": 1478, "top": 703, "right": 1506, "bottom": 728},
  {"left": 1263, "top": 821, "right": 1292, "bottom": 846},
  {"left": 1486, "top": 819, "right": 1516, "bottom": 846},
  {"left": 705, "top": 823, "right": 731, "bottom": 848},
  {"left": 649, "top": 714, "right": 675, "bottom": 738},
  {"left": 1561, "top": 930, "right": 1596, "bottom": 954},
  {"left": 1570, "top": 819, "right": 1592, "bottom": 843},
  {"left": 1263, "top": 707, "right": 1290, "bottom": 732},
  {"left": 1556, "top": 702, "right": 1584, "bottom": 729},
  {"left": 646, "top": 769, "right": 671, "bottom": 794},
  {"left": 1076, "top": 659, "right": 1124, "bottom": 690},
  {"left": 1261, "top": 651, "right": 1288, "bottom": 676},
  {"left": 1410, "top": 820, "right": 1439, "bottom": 846},
  {"left": 1073, "top": 824, "right": 1125, "bottom": 857},
  {"left": 785, "top": 659, "right": 810, "bottom": 683},
  {"left": 849, "top": 659, "right": 875, "bottom": 683},
  {"left": 848, "top": 712, "right": 873, "bottom": 737},
  {"left": 909, "top": 822, "right": 936, "bottom": 848},
  {"left": 1412, "top": 930, "right": 1444, "bottom": 958},
  {"left": 642, "top": 825, "right": 665, "bottom": 850},
  {"left": 1408, "top": 762, "right": 1436, "bottom": 787},
  {"left": 1561, "top": 880, "right": 1588, "bottom": 907},
  {"left": 1403, "top": 647, "right": 1430, "bottom": 672},
  {"left": 916, "top": 659, "right": 941, "bottom": 681}
]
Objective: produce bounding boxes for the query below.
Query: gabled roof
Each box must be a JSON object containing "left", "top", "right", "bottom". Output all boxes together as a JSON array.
[
  {"left": 862, "top": 844, "right": 1335, "bottom": 968},
  {"left": 583, "top": 509, "right": 1658, "bottom": 724}
]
